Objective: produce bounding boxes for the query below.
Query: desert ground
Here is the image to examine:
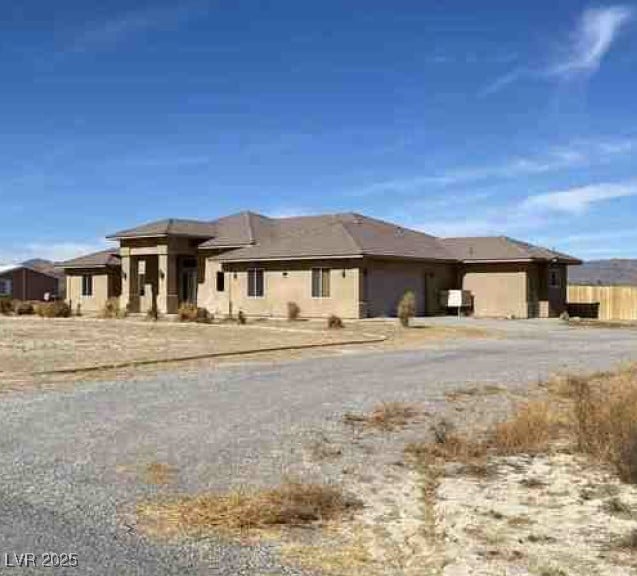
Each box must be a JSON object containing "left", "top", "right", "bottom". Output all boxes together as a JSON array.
[{"left": 1, "top": 317, "right": 637, "bottom": 574}]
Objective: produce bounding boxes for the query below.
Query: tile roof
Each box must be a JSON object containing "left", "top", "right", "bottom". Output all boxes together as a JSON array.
[
  {"left": 100, "top": 211, "right": 581, "bottom": 265},
  {"left": 213, "top": 213, "right": 456, "bottom": 262},
  {"left": 106, "top": 218, "right": 217, "bottom": 239},
  {"left": 440, "top": 236, "right": 581, "bottom": 264},
  {"left": 58, "top": 249, "right": 121, "bottom": 269}
]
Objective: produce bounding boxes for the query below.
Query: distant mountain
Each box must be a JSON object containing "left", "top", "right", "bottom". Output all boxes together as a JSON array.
[{"left": 569, "top": 259, "right": 637, "bottom": 286}]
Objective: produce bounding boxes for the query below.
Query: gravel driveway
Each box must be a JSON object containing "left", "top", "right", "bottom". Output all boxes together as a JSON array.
[{"left": 2, "top": 319, "right": 637, "bottom": 575}]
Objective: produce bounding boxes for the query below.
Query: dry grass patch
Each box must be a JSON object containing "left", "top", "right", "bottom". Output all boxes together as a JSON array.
[
  {"left": 137, "top": 481, "right": 360, "bottom": 538},
  {"left": 344, "top": 402, "right": 420, "bottom": 431},
  {"left": 143, "top": 462, "right": 177, "bottom": 486},
  {"left": 557, "top": 367, "right": 637, "bottom": 482}
]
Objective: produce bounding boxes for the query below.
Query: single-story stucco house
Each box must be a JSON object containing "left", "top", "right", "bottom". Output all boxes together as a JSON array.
[
  {"left": 0, "top": 259, "right": 65, "bottom": 301},
  {"left": 59, "top": 211, "right": 581, "bottom": 319}
]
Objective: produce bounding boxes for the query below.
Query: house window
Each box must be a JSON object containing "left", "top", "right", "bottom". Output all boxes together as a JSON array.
[
  {"left": 549, "top": 269, "right": 561, "bottom": 288},
  {"left": 82, "top": 275, "right": 93, "bottom": 297},
  {"left": 247, "top": 269, "right": 264, "bottom": 297},
  {"left": 311, "top": 268, "right": 330, "bottom": 298},
  {"left": 0, "top": 279, "right": 11, "bottom": 296},
  {"left": 216, "top": 271, "right": 225, "bottom": 292}
]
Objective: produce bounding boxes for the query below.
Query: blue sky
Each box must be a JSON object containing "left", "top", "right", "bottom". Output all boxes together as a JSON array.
[{"left": 1, "top": 0, "right": 637, "bottom": 264}]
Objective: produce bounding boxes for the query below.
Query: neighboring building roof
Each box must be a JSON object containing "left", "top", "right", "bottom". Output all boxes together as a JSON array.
[
  {"left": 58, "top": 249, "right": 121, "bottom": 269},
  {"left": 107, "top": 218, "right": 217, "bottom": 239},
  {"left": 440, "top": 236, "right": 582, "bottom": 265},
  {"left": 0, "top": 259, "right": 65, "bottom": 279},
  {"left": 214, "top": 213, "right": 457, "bottom": 262},
  {"left": 568, "top": 259, "right": 637, "bottom": 286}
]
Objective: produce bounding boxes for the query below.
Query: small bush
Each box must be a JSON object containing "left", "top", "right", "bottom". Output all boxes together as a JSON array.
[
  {"left": 287, "top": 301, "right": 301, "bottom": 321},
  {"left": 327, "top": 314, "right": 343, "bottom": 329},
  {"left": 178, "top": 303, "right": 211, "bottom": 323},
  {"left": 35, "top": 301, "right": 71, "bottom": 318},
  {"left": 397, "top": 290, "right": 416, "bottom": 327},
  {"left": 0, "top": 297, "right": 13, "bottom": 315},
  {"left": 101, "top": 297, "right": 124, "bottom": 319},
  {"left": 489, "top": 401, "right": 554, "bottom": 455},
  {"left": 568, "top": 370, "right": 637, "bottom": 482},
  {"left": 237, "top": 310, "right": 246, "bottom": 325},
  {"left": 15, "top": 301, "right": 35, "bottom": 315}
]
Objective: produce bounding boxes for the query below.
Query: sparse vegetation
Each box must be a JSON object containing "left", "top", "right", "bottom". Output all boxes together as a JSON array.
[
  {"left": 178, "top": 303, "right": 211, "bottom": 323},
  {"left": 137, "top": 481, "right": 359, "bottom": 536},
  {"left": 287, "top": 301, "right": 301, "bottom": 321},
  {"left": 565, "top": 368, "right": 637, "bottom": 482},
  {"left": 236, "top": 310, "right": 246, "bottom": 325},
  {"left": 397, "top": 290, "right": 416, "bottom": 327},
  {"left": 15, "top": 301, "right": 35, "bottom": 315},
  {"left": 101, "top": 297, "right": 124, "bottom": 319},
  {"left": 344, "top": 402, "right": 419, "bottom": 431},
  {"left": 0, "top": 297, "right": 13, "bottom": 315},
  {"left": 34, "top": 301, "right": 71, "bottom": 318},
  {"left": 143, "top": 462, "right": 177, "bottom": 486},
  {"left": 327, "top": 314, "right": 344, "bottom": 329}
]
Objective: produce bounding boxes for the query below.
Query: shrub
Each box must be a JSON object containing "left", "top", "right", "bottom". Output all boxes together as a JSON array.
[
  {"left": 327, "top": 314, "right": 344, "bottom": 329},
  {"left": 397, "top": 290, "right": 416, "bottom": 327},
  {"left": 101, "top": 297, "right": 124, "bottom": 319},
  {"left": 178, "top": 303, "right": 211, "bottom": 323},
  {"left": 489, "top": 401, "right": 554, "bottom": 455},
  {"left": 35, "top": 301, "right": 71, "bottom": 318},
  {"left": 237, "top": 310, "right": 246, "bottom": 325},
  {"left": 568, "top": 370, "right": 637, "bottom": 482},
  {"left": 287, "top": 301, "right": 301, "bottom": 321},
  {"left": 0, "top": 297, "right": 13, "bottom": 315},
  {"left": 15, "top": 301, "right": 35, "bottom": 315}
]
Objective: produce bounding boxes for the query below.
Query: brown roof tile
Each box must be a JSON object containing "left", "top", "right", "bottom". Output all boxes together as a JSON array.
[{"left": 59, "top": 249, "right": 121, "bottom": 269}]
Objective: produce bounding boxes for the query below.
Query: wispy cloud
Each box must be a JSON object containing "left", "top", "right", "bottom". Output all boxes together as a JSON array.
[
  {"left": 479, "top": 5, "right": 634, "bottom": 96},
  {"left": 68, "top": 2, "right": 206, "bottom": 54},
  {"left": 477, "top": 67, "right": 526, "bottom": 97},
  {"left": 549, "top": 5, "right": 634, "bottom": 77},
  {"left": 521, "top": 180, "right": 637, "bottom": 214},
  {"left": 352, "top": 138, "right": 635, "bottom": 196},
  {"left": 0, "top": 241, "right": 110, "bottom": 267}
]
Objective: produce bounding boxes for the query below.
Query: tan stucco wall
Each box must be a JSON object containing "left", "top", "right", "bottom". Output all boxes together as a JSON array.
[
  {"left": 198, "top": 258, "right": 230, "bottom": 317},
  {"left": 362, "top": 259, "right": 456, "bottom": 317},
  {"left": 461, "top": 263, "right": 529, "bottom": 318},
  {"left": 66, "top": 273, "right": 113, "bottom": 313},
  {"left": 216, "top": 259, "right": 362, "bottom": 319}
]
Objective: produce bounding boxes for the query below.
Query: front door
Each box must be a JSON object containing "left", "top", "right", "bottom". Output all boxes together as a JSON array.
[{"left": 179, "top": 259, "right": 198, "bottom": 304}]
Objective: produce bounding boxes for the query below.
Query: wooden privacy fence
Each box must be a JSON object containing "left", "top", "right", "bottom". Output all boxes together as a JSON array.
[{"left": 568, "top": 285, "right": 637, "bottom": 321}]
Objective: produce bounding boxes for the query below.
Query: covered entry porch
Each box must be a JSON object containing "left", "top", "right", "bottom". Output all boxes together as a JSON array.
[{"left": 120, "top": 244, "right": 200, "bottom": 314}]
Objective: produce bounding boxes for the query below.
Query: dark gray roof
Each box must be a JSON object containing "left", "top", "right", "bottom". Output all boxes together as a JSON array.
[
  {"left": 59, "top": 249, "right": 121, "bottom": 269},
  {"left": 441, "top": 236, "right": 581, "bottom": 264},
  {"left": 214, "top": 213, "right": 456, "bottom": 262},
  {"left": 107, "top": 218, "right": 217, "bottom": 239}
]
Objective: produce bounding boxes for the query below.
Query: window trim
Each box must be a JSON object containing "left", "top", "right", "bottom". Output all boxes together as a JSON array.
[
  {"left": 311, "top": 268, "right": 331, "bottom": 299},
  {"left": 81, "top": 274, "right": 93, "bottom": 297},
  {"left": 247, "top": 268, "right": 264, "bottom": 298}
]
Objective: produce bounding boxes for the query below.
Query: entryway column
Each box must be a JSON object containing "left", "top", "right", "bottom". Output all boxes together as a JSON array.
[{"left": 157, "top": 252, "right": 178, "bottom": 314}]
